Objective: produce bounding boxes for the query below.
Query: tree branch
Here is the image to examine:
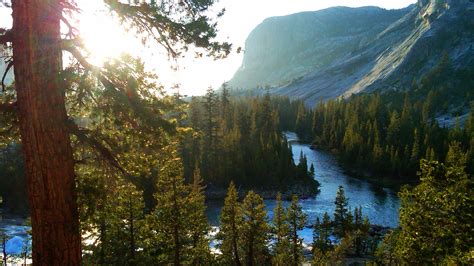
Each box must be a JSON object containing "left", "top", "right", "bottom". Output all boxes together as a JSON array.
[
  {"left": 61, "top": 17, "right": 78, "bottom": 38},
  {"left": 1, "top": 60, "right": 13, "bottom": 92},
  {"left": 0, "top": 29, "right": 12, "bottom": 45},
  {"left": 62, "top": 41, "right": 176, "bottom": 134},
  {"left": 67, "top": 119, "right": 126, "bottom": 174},
  {"left": 61, "top": 40, "right": 120, "bottom": 93},
  {"left": 61, "top": 40, "right": 96, "bottom": 70}
]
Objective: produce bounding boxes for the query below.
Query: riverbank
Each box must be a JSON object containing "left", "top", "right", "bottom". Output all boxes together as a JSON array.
[
  {"left": 307, "top": 144, "right": 416, "bottom": 192},
  {"left": 205, "top": 181, "right": 320, "bottom": 201},
  {"left": 341, "top": 167, "right": 417, "bottom": 192}
]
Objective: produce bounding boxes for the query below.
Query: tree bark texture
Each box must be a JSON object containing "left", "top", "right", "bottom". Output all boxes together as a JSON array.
[{"left": 11, "top": 0, "right": 81, "bottom": 264}]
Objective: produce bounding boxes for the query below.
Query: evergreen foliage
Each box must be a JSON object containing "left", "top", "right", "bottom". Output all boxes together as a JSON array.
[
  {"left": 181, "top": 91, "right": 319, "bottom": 191},
  {"left": 333, "top": 186, "right": 349, "bottom": 238},
  {"left": 281, "top": 58, "right": 474, "bottom": 183},
  {"left": 374, "top": 143, "right": 473, "bottom": 264},
  {"left": 0, "top": 144, "right": 27, "bottom": 214},
  {"left": 272, "top": 193, "right": 291, "bottom": 265},
  {"left": 312, "top": 212, "right": 332, "bottom": 255},
  {"left": 395, "top": 143, "right": 473, "bottom": 264},
  {"left": 286, "top": 195, "right": 307, "bottom": 266},
  {"left": 82, "top": 177, "right": 146, "bottom": 265},
  {"left": 80, "top": 157, "right": 213, "bottom": 265},
  {"left": 216, "top": 182, "right": 243, "bottom": 265},
  {"left": 240, "top": 191, "right": 271, "bottom": 265}
]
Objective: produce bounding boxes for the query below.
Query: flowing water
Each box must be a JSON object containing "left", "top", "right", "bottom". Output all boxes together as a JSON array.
[
  {"left": 206, "top": 132, "right": 400, "bottom": 244},
  {"left": 0, "top": 132, "right": 400, "bottom": 254}
]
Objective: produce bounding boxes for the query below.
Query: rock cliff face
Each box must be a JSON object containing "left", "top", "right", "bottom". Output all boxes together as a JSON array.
[{"left": 228, "top": 0, "right": 474, "bottom": 106}]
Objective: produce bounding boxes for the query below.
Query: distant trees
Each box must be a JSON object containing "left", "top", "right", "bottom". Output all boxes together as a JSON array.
[
  {"left": 286, "top": 90, "right": 474, "bottom": 184},
  {"left": 181, "top": 91, "right": 318, "bottom": 191},
  {"left": 273, "top": 54, "right": 474, "bottom": 184}
]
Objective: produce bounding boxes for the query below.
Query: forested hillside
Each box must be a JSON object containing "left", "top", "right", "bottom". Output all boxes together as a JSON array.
[{"left": 276, "top": 54, "right": 474, "bottom": 184}]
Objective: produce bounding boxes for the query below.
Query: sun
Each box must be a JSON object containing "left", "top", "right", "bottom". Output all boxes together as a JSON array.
[{"left": 76, "top": 2, "right": 142, "bottom": 66}]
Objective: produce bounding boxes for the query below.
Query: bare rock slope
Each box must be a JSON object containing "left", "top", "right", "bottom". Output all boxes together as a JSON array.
[{"left": 228, "top": 0, "right": 474, "bottom": 106}]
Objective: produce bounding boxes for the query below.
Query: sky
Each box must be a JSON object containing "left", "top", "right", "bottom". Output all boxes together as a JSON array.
[{"left": 0, "top": 0, "right": 416, "bottom": 95}]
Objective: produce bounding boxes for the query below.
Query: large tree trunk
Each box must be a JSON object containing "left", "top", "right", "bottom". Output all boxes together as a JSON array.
[{"left": 11, "top": 0, "right": 81, "bottom": 264}]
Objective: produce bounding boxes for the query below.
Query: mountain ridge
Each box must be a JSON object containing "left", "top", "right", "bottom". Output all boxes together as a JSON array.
[{"left": 228, "top": 0, "right": 474, "bottom": 106}]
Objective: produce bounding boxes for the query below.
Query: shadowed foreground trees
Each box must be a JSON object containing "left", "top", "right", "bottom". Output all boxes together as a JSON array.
[
  {"left": 0, "top": 0, "right": 230, "bottom": 264},
  {"left": 396, "top": 143, "right": 473, "bottom": 264},
  {"left": 376, "top": 142, "right": 474, "bottom": 264}
]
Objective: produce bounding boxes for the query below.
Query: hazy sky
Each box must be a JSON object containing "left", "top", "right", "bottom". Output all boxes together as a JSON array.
[{"left": 0, "top": 0, "right": 416, "bottom": 95}]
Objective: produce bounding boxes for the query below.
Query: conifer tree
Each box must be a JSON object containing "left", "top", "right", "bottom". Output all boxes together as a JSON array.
[
  {"left": 352, "top": 207, "right": 370, "bottom": 256},
  {"left": 202, "top": 88, "right": 220, "bottom": 182},
  {"left": 220, "top": 83, "right": 233, "bottom": 131},
  {"left": 396, "top": 146, "right": 473, "bottom": 264},
  {"left": 151, "top": 159, "right": 191, "bottom": 265},
  {"left": 312, "top": 217, "right": 322, "bottom": 253},
  {"left": 312, "top": 212, "right": 333, "bottom": 265},
  {"left": 375, "top": 230, "right": 400, "bottom": 265},
  {"left": 82, "top": 178, "right": 146, "bottom": 265},
  {"left": 295, "top": 101, "right": 308, "bottom": 139},
  {"left": 321, "top": 212, "right": 332, "bottom": 251},
  {"left": 312, "top": 212, "right": 332, "bottom": 255},
  {"left": 217, "top": 182, "right": 243, "bottom": 266},
  {"left": 297, "top": 151, "right": 309, "bottom": 179},
  {"left": 345, "top": 207, "right": 354, "bottom": 233},
  {"left": 240, "top": 191, "right": 270, "bottom": 266},
  {"left": 272, "top": 193, "right": 291, "bottom": 265},
  {"left": 410, "top": 128, "right": 421, "bottom": 171},
  {"left": 187, "top": 166, "right": 212, "bottom": 265},
  {"left": 286, "top": 195, "right": 307, "bottom": 266},
  {"left": 333, "top": 186, "right": 349, "bottom": 238},
  {"left": 309, "top": 163, "right": 315, "bottom": 178}
]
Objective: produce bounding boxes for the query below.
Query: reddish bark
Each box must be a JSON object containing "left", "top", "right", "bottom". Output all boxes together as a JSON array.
[{"left": 11, "top": 0, "right": 81, "bottom": 264}]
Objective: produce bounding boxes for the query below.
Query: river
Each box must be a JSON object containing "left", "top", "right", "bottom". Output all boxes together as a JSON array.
[
  {"left": 206, "top": 132, "right": 400, "bottom": 244},
  {"left": 0, "top": 132, "right": 400, "bottom": 254}
]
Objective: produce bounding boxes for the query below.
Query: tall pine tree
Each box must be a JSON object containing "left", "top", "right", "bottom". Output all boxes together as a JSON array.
[
  {"left": 240, "top": 191, "right": 270, "bottom": 266},
  {"left": 286, "top": 195, "right": 307, "bottom": 266},
  {"left": 217, "top": 182, "right": 243, "bottom": 266},
  {"left": 272, "top": 193, "right": 291, "bottom": 265},
  {"left": 333, "top": 186, "right": 349, "bottom": 238}
]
